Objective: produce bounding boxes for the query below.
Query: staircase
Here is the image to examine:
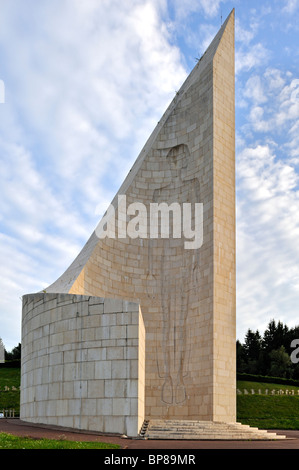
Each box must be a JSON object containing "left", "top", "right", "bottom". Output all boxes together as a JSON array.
[{"left": 140, "top": 419, "right": 286, "bottom": 440}]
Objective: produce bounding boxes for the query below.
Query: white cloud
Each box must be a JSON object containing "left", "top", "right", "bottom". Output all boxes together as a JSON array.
[
  {"left": 235, "top": 17, "right": 258, "bottom": 45},
  {"left": 199, "top": 0, "right": 224, "bottom": 17},
  {"left": 236, "top": 43, "right": 270, "bottom": 75},
  {"left": 283, "top": 0, "right": 299, "bottom": 13},
  {"left": 243, "top": 75, "right": 267, "bottom": 104},
  {"left": 236, "top": 61, "right": 299, "bottom": 340},
  {"left": 241, "top": 69, "right": 299, "bottom": 139},
  {"left": 264, "top": 68, "right": 286, "bottom": 91},
  {"left": 1, "top": 0, "right": 186, "bottom": 188},
  {"left": 248, "top": 106, "right": 271, "bottom": 132},
  {"left": 171, "top": 0, "right": 225, "bottom": 19},
  {"left": 0, "top": 0, "right": 187, "bottom": 350},
  {"left": 286, "top": 120, "right": 299, "bottom": 160},
  {"left": 196, "top": 24, "right": 219, "bottom": 54},
  {"left": 236, "top": 144, "right": 299, "bottom": 340}
]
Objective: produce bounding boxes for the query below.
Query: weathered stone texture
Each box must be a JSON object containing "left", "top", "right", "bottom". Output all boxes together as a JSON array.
[
  {"left": 21, "top": 10, "right": 236, "bottom": 433},
  {"left": 21, "top": 293, "right": 145, "bottom": 436}
]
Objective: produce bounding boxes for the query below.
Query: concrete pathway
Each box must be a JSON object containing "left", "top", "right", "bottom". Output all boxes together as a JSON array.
[{"left": 0, "top": 419, "right": 298, "bottom": 449}]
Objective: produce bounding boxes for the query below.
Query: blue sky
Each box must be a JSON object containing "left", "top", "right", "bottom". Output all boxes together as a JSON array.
[{"left": 0, "top": 0, "right": 299, "bottom": 351}]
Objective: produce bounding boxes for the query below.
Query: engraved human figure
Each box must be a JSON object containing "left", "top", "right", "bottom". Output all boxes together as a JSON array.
[{"left": 147, "top": 144, "right": 200, "bottom": 405}]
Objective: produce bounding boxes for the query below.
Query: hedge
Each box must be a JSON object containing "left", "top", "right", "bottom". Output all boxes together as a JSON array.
[
  {"left": 237, "top": 372, "right": 299, "bottom": 387},
  {"left": 0, "top": 360, "right": 21, "bottom": 368}
]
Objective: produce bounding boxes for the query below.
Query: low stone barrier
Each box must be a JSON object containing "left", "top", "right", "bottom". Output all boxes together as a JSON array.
[
  {"left": 237, "top": 388, "right": 299, "bottom": 395},
  {"left": 0, "top": 409, "right": 17, "bottom": 418},
  {"left": 0, "top": 386, "right": 20, "bottom": 391}
]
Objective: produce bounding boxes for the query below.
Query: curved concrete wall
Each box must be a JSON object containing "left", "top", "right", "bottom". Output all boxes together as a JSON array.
[
  {"left": 20, "top": 293, "right": 145, "bottom": 437},
  {"left": 21, "top": 11, "right": 235, "bottom": 427}
]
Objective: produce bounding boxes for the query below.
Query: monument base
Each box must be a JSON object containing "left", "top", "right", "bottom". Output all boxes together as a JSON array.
[{"left": 140, "top": 419, "right": 286, "bottom": 440}]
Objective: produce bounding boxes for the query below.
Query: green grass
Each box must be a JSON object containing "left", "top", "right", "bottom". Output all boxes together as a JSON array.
[
  {"left": 0, "top": 368, "right": 20, "bottom": 387},
  {"left": 0, "top": 368, "right": 20, "bottom": 414},
  {"left": 237, "top": 380, "right": 299, "bottom": 429},
  {"left": 237, "top": 379, "right": 299, "bottom": 394},
  {"left": 0, "top": 432, "right": 120, "bottom": 449}
]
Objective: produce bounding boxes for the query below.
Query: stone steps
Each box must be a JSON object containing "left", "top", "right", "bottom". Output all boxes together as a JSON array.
[{"left": 141, "top": 419, "right": 286, "bottom": 440}]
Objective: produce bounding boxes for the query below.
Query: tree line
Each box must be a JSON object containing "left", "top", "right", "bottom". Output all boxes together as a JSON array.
[
  {"left": 237, "top": 319, "right": 299, "bottom": 379},
  {"left": 4, "top": 343, "right": 21, "bottom": 361},
  {"left": 3, "top": 324, "right": 299, "bottom": 379}
]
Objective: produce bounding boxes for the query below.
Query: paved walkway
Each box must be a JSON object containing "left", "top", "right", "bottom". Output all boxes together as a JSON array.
[{"left": 0, "top": 419, "right": 298, "bottom": 449}]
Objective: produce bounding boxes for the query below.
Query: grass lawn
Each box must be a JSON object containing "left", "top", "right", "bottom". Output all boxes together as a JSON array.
[
  {"left": 237, "top": 379, "right": 299, "bottom": 394},
  {"left": 0, "top": 432, "right": 120, "bottom": 449},
  {"left": 0, "top": 368, "right": 21, "bottom": 414},
  {"left": 237, "top": 380, "right": 299, "bottom": 429},
  {"left": 0, "top": 367, "right": 20, "bottom": 390}
]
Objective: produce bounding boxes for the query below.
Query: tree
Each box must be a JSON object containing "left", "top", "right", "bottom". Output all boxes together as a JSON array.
[
  {"left": 262, "top": 319, "right": 289, "bottom": 352},
  {"left": 236, "top": 340, "right": 247, "bottom": 373},
  {"left": 269, "top": 346, "right": 291, "bottom": 378},
  {"left": 5, "top": 343, "right": 21, "bottom": 361},
  {"left": 242, "top": 329, "right": 261, "bottom": 373},
  {"left": 236, "top": 319, "right": 299, "bottom": 378}
]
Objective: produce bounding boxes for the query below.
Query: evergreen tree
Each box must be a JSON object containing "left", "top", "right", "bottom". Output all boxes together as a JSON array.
[
  {"left": 237, "top": 319, "right": 299, "bottom": 378},
  {"left": 4, "top": 343, "right": 21, "bottom": 361},
  {"left": 244, "top": 329, "right": 262, "bottom": 359},
  {"left": 269, "top": 346, "right": 291, "bottom": 378},
  {"left": 236, "top": 340, "right": 247, "bottom": 373},
  {"left": 262, "top": 319, "right": 289, "bottom": 352},
  {"left": 242, "top": 329, "right": 262, "bottom": 374}
]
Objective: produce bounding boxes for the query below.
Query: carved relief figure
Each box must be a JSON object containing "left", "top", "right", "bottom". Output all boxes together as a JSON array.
[{"left": 147, "top": 144, "right": 200, "bottom": 405}]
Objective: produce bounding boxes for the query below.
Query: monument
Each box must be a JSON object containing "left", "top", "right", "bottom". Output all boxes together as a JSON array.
[{"left": 20, "top": 11, "right": 285, "bottom": 439}]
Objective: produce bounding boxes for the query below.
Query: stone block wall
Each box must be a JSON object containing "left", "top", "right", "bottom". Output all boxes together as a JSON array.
[
  {"left": 57, "top": 11, "right": 235, "bottom": 422},
  {"left": 21, "top": 10, "right": 236, "bottom": 427},
  {"left": 20, "top": 293, "right": 145, "bottom": 437},
  {"left": 212, "top": 9, "right": 236, "bottom": 421}
]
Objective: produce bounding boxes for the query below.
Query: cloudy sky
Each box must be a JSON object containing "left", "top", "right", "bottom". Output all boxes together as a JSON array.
[{"left": 0, "top": 0, "right": 299, "bottom": 351}]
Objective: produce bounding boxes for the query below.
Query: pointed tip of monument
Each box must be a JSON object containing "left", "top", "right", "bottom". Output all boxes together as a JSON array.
[
  {"left": 196, "top": 7, "right": 234, "bottom": 66},
  {"left": 223, "top": 8, "right": 235, "bottom": 27}
]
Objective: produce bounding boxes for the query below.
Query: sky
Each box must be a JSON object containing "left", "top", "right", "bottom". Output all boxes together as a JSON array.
[{"left": 0, "top": 0, "right": 299, "bottom": 352}]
